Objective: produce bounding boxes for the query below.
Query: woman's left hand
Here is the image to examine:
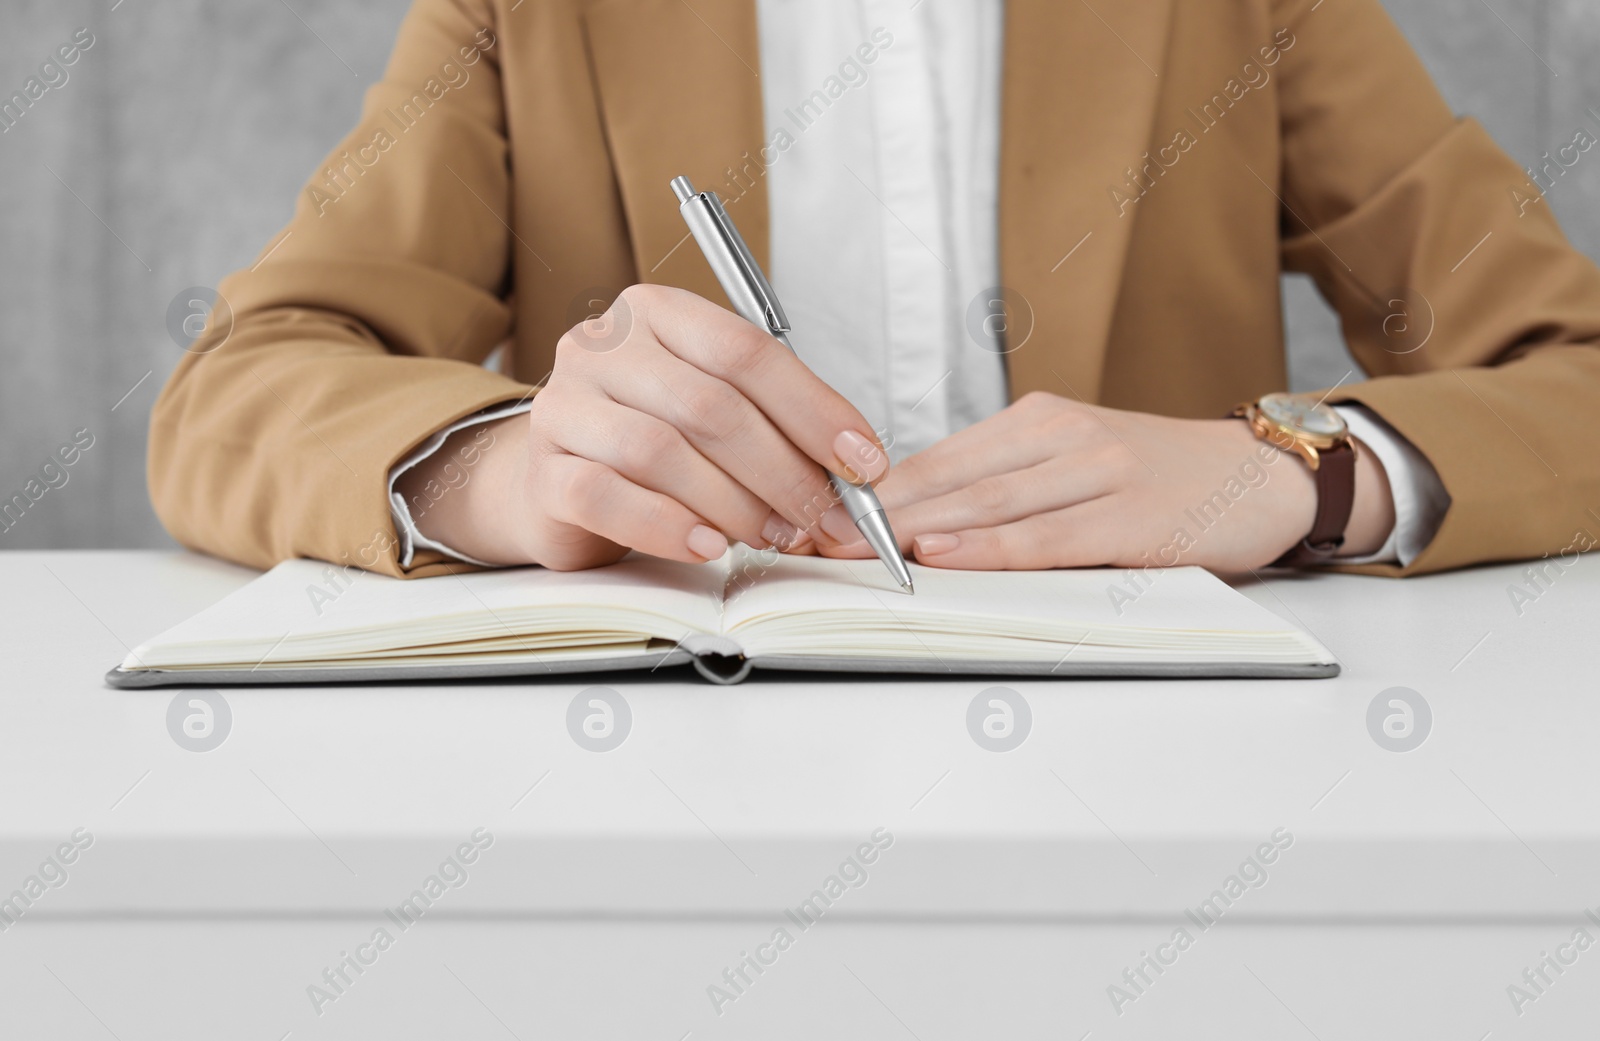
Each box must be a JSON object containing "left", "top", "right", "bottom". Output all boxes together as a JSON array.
[{"left": 815, "top": 392, "right": 1394, "bottom": 572}]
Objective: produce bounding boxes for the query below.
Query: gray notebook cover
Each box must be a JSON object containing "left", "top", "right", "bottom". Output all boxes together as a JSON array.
[{"left": 106, "top": 652, "right": 1339, "bottom": 688}]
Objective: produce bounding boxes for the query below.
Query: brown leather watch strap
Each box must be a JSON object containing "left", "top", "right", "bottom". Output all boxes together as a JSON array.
[{"left": 1274, "top": 440, "right": 1356, "bottom": 566}]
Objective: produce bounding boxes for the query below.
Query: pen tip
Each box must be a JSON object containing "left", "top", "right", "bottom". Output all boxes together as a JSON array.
[{"left": 902, "top": 580, "right": 915, "bottom": 595}]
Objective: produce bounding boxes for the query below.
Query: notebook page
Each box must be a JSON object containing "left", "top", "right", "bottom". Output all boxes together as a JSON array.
[
  {"left": 123, "top": 553, "right": 726, "bottom": 670},
  {"left": 720, "top": 550, "right": 1332, "bottom": 663}
]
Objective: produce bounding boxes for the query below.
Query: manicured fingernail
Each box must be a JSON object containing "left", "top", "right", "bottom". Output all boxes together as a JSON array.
[
  {"left": 820, "top": 503, "right": 859, "bottom": 544},
  {"left": 687, "top": 524, "right": 728, "bottom": 561},
  {"left": 914, "top": 533, "right": 960, "bottom": 557},
  {"left": 833, "top": 430, "right": 888, "bottom": 483},
  {"left": 761, "top": 512, "right": 801, "bottom": 550}
]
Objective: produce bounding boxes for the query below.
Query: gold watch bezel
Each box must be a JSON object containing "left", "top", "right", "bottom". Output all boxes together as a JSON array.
[{"left": 1232, "top": 394, "right": 1350, "bottom": 472}]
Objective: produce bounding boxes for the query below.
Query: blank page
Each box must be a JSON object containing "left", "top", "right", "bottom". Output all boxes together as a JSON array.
[
  {"left": 720, "top": 549, "right": 1333, "bottom": 664},
  {"left": 123, "top": 555, "right": 726, "bottom": 670}
]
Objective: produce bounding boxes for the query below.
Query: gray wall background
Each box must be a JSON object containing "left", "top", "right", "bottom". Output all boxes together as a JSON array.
[{"left": 0, "top": 0, "right": 1591, "bottom": 550}]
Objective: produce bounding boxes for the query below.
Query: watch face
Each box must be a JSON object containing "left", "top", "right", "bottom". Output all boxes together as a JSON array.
[{"left": 1258, "top": 392, "right": 1346, "bottom": 439}]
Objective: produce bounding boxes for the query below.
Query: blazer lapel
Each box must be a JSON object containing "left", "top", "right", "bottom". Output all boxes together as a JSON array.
[
  {"left": 582, "top": 0, "right": 768, "bottom": 304},
  {"left": 999, "top": 0, "right": 1175, "bottom": 403}
]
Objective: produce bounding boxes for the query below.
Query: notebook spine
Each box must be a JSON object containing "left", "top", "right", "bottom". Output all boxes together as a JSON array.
[{"left": 689, "top": 652, "right": 754, "bottom": 685}]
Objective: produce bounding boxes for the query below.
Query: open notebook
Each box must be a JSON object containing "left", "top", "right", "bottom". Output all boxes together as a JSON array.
[{"left": 106, "top": 547, "right": 1337, "bottom": 687}]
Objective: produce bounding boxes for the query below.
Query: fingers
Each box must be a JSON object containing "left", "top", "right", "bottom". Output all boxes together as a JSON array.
[
  {"left": 909, "top": 501, "right": 1123, "bottom": 571},
  {"left": 591, "top": 334, "right": 842, "bottom": 539},
  {"left": 874, "top": 419, "right": 1049, "bottom": 511},
  {"left": 543, "top": 396, "right": 802, "bottom": 550},
  {"left": 542, "top": 283, "right": 889, "bottom": 562},
  {"left": 623, "top": 285, "right": 889, "bottom": 484},
  {"left": 818, "top": 458, "right": 1114, "bottom": 551},
  {"left": 538, "top": 452, "right": 729, "bottom": 566},
  {"left": 871, "top": 391, "right": 1068, "bottom": 509}
]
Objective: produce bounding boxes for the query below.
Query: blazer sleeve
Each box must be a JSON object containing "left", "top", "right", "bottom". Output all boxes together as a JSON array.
[
  {"left": 1273, "top": 0, "right": 1600, "bottom": 575},
  {"left": 148, "top": 0, "right": 532, "bottom": 579}
]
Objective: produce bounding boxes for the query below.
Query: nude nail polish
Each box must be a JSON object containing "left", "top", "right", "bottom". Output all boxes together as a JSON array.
[
  {"left": 687, "top": 524, "right": 728, "bottom": 561},
  {"left": 832, "top": 430, "right": 888, "bottom": 483},
  {"left": 914, "top": 533, "right": 960, "bottom": 556}
]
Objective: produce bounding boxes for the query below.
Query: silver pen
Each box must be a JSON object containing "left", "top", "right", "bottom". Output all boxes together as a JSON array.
[{"left": 671, "top": 175, "right": 914, "bottom": 593}]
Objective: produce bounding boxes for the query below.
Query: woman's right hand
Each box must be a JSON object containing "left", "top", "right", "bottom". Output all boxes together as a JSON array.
[{"left": 395, "top": 284, "right": 890, "bottom": 570}]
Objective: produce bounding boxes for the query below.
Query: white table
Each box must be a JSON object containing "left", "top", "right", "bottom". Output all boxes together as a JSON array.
[{"left": 2, "top": 550, "right": 1597, "bottom": 1039}]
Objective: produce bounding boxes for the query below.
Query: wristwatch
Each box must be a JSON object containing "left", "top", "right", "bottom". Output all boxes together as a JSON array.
[{"left": 1232, "top": 393, "right": 1356, "bottom": 565}]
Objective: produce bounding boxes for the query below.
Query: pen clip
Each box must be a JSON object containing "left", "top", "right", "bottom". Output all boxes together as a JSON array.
[
  {"left": 702, "top": 192, "right": 789, "bottom": 334},
  {"left": 671, "top": 176, "right": 790, "bottom": 335}
]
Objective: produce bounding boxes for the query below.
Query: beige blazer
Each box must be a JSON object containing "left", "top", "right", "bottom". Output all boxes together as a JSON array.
[{"left": 149, "top": 0, "right": 1600, "bottom": 578}]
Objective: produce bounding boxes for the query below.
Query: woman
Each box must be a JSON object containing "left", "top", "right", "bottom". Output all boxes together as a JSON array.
[{"left": 150, "top": 0, "right": 1600, "bottom": 580}]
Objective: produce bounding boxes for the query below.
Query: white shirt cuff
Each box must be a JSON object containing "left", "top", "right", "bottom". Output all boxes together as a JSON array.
[
  {"left": 388, "top": 400, "right": 533, "bottom": 569},
  {"left": 1327, "top": 403, "right": 1451, "bottom": 567}
]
